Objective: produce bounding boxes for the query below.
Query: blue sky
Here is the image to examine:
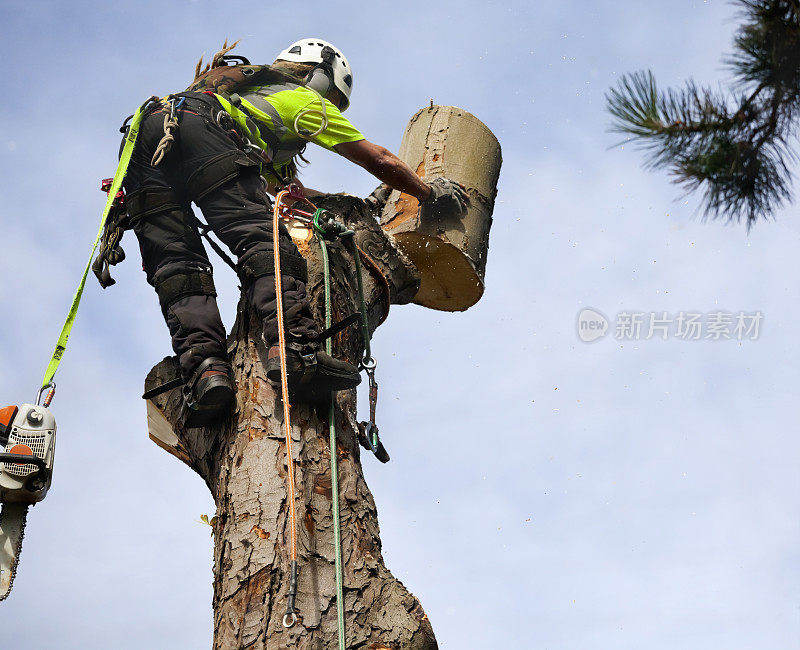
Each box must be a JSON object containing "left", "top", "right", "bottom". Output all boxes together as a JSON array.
[{"left": 1, "top": 1, "right": 798, "bottom": 648}]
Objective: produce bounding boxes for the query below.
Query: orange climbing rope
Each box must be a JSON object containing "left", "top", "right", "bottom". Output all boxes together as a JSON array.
[{"left": 273, "top": 186, "right": 318, "bottom": 629}]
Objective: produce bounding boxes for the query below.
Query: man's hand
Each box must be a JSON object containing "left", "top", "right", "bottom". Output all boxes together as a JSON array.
[{"left": 418, "top": 177, "right": 470, "bottom": 220}]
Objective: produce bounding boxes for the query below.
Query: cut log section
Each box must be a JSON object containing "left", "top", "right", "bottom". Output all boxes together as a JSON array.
[{"left": 380, "top": 105, "right": 502, "bottom": 311}]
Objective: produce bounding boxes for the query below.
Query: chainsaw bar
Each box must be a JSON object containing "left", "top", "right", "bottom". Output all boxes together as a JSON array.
[{"left": 0, "top": 502, "right": 29, "bottom": 601}]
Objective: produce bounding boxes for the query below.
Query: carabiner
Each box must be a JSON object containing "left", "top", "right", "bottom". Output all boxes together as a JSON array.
[
  {"left": 36, "top": 382, "right": 56, "bottom": 408},
  {"left": 361, "top": 421, "right": 390, "bottom": 464}
]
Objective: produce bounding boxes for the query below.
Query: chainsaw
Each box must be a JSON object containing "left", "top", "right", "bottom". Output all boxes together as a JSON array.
[{"left": 0, "top": 383, "right": 56, "bottom": 601}]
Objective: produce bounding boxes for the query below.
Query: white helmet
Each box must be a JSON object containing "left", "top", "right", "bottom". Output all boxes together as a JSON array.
[{"left": 275, "top": 38, "right": 353, "bottom": 110}]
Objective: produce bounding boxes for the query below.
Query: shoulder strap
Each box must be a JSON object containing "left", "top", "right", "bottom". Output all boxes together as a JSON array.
[{"left": 187, "top": 64, "right": 306, "bottom": 95}]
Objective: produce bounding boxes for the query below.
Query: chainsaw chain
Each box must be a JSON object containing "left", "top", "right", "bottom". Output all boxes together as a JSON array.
[{"left": 0, "top": 503, "right": 28, "bottom": 602}]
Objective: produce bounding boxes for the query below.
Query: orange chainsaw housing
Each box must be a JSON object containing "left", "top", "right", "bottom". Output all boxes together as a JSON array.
[{"left": 0, "top": 405, "right": 19, "bottom": 443}]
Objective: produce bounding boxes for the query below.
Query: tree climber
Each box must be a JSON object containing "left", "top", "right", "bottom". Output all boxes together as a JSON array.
[{"left": 120, "top": 38, "right": 469, "bottom": 425}]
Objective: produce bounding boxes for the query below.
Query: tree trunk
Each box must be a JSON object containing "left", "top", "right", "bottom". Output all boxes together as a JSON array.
[{"left": 144, "top": 196, "right": 436, "bottom": 649}]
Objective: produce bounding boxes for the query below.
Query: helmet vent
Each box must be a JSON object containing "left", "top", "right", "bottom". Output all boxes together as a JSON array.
[
  {"left": 343, "top": 74, "right": 352, "bottom": 88},
  {"left": 289, "top": 46, "right": 302, "bottom": 54}
]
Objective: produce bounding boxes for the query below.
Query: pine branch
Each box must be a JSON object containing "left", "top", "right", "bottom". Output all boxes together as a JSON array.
[{"left": 606, "top": 0, "right": 800, "bottom": 227}]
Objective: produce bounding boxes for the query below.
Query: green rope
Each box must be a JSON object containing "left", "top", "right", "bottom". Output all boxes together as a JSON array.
[
  {"left": 315, "top": 212, "right": 347, "bottom": 650},
  {"left": 312, "top": 207, "right": 379, "bottom": 649}
]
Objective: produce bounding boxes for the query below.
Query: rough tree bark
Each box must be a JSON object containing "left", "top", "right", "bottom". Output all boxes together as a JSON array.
[
  {"left": 143, "top": 106, "right": 500, "bottom": 649},
  {"left": 145, "top": 196, "right": 434, "bottom": 650}
]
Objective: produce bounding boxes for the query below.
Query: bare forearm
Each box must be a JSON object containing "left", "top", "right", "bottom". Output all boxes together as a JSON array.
[
  {"left": 366, "top": 151, "right": 431, "bottom": 201},
  {"left": 335, "top": 140, "right": 432, "bottom": 201}
]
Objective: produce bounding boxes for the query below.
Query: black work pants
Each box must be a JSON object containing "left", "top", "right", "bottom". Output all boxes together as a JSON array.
[{"left": 123, "top": 94, "right": 317, "bottom": 380}]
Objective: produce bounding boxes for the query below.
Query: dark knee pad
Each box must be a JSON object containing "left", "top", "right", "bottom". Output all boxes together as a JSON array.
[
  {"left": 236, "top": 249, "right": 308, "bottom": 288},
  {"left": 154, "top": 264, "right": 218, "bottom": 317}
]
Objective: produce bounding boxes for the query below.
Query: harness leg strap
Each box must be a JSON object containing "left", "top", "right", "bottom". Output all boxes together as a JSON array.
[
  {"left": 186, "top": 151, "right": 259, "bottom": 201},
  {"left": 125, "top": 187, "right": 183, "bottom": 226}
]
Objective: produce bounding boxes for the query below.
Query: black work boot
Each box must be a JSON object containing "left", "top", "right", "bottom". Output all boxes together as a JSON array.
[
  {"left": 181, "top": 357, "right": 236, "bottom": 427},
  {"left": 265, "top": 336, "right": 361, "bottom": 395}
]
